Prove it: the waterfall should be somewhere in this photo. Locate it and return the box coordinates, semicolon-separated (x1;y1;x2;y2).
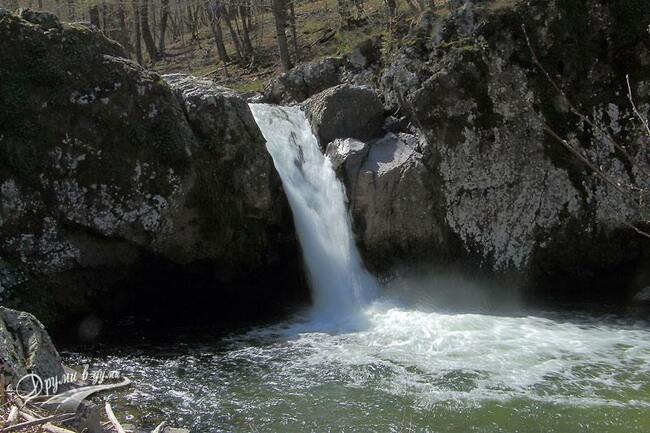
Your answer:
249;104;377;318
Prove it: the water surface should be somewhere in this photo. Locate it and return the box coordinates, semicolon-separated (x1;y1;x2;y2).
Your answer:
64;301;650;433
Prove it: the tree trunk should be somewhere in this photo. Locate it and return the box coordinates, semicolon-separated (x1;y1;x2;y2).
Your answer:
176;2;186;46
115;2;133;57
238;5;254;55
140;0;159;61
187;2;199;40
158;0;170;55
132;0;143;64
100;2;109;31
271;0;292;72
289;0;300;62
89;5;101;28
206;0;230;63
224;5;244;63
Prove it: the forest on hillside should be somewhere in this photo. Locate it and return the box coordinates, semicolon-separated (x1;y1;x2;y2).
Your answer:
0;0;448;90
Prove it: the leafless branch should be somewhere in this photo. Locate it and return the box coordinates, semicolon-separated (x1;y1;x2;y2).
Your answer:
543;125;650;239
522;24;637;166
626;74;650;138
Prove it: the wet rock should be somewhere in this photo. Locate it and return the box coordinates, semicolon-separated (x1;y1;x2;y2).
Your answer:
0;307;64;384
304;84;385;148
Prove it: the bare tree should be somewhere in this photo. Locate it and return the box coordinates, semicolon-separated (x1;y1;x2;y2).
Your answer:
158;0;170;55
206;0;230;63
132;0;143;63
140;0;158;61
288;0;300;62
224;3;245;63
271;0;292;72
88;3;100;27
238;2;254;55
114;1;133;56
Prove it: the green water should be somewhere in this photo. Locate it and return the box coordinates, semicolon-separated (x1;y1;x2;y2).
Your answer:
63;300;650;433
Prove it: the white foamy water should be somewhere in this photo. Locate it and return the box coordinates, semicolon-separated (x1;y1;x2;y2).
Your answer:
249;104;377;318
67;303;650;432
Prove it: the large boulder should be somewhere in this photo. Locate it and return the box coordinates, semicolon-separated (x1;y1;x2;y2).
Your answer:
0;307;64;385
327;133;447;268
339;0;650;298
0;10;300;328
263;57;345;104
304;84;385;147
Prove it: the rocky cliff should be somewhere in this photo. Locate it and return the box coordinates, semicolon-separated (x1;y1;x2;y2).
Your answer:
0;9;303;329
287;0;650;299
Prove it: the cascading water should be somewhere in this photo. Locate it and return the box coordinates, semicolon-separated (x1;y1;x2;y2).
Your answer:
249;104;377;318
63;105;650;433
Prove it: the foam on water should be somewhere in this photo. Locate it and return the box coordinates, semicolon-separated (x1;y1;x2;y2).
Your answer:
66;302;650;432
64;104;648;431
234;300;650;408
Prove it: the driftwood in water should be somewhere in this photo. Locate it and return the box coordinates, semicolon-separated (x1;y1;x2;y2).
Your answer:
152;421;167;433
105;403;127;433
3;412;75;433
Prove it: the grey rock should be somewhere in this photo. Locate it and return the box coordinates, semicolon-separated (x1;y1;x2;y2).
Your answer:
326;138;369;189
18;8;62;30
0;307;64;384
304;84;385;148
634;287;650;302
328;133;445;268
369;0;650;294
0;12;297;327
263;57;344;104
346;37;381;70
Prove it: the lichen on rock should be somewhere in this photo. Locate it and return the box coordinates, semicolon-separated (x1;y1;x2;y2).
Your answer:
0;10;300;327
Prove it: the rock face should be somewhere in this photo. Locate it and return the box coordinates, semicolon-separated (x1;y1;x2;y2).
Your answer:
316;0;650;298
327;134;447;267
0;10;301;328
304;84;385;147
0;307;64;385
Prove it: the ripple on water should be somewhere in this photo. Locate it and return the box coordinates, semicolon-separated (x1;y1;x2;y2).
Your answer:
64;301;650;433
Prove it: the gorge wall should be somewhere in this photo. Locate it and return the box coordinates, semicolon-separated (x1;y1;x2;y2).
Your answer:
277;0;650;300
0;9;304;330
